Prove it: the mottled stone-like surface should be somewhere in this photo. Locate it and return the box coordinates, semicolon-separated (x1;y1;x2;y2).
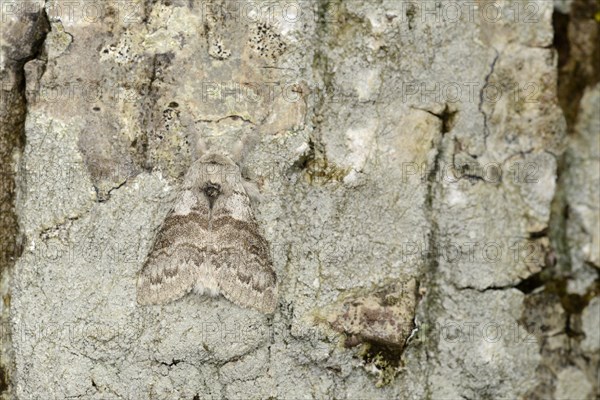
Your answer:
1;1;597;399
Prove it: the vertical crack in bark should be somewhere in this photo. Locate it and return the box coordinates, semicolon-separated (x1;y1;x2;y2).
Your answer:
420;120;446;399
424;104;451;279
479;50;499;144
307;0;336;169
0;4;50;398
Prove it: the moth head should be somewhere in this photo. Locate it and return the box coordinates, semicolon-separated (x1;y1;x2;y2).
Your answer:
183;153;241;202
202;182;221;199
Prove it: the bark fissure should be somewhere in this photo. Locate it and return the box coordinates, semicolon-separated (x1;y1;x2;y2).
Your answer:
0;4;50;398
479;50;499;143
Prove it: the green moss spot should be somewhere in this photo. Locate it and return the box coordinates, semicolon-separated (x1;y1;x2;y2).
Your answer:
359;340;405;387
292;139;349;184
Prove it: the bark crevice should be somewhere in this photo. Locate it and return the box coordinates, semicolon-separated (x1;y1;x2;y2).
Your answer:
0;5;50;398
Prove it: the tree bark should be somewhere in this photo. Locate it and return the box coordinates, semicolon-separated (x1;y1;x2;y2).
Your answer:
0;0;597;398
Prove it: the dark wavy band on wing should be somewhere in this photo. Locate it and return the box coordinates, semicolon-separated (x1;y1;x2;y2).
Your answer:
137;234;209;305
151;212;212;251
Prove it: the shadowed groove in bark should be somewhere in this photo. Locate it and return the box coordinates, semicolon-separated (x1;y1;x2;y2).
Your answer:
545;0;599;315
554;2;600;131
520;1;600;398
0;5;50;398
419;107;448;399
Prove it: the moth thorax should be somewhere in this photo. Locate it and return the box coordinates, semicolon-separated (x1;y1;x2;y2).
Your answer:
203;182;221;201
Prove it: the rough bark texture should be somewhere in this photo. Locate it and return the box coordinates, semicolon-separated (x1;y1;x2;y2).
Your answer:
0;0;598;399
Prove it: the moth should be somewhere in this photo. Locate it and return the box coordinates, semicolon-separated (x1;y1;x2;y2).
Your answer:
137;153;278;314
